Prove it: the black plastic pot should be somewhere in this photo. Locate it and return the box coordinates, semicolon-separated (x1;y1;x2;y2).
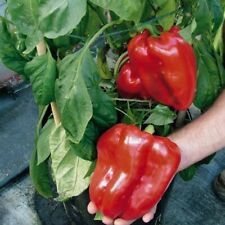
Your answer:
64;183;174;225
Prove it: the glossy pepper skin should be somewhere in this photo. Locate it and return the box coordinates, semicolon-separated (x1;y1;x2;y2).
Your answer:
89;124;181;220
116;27;196;110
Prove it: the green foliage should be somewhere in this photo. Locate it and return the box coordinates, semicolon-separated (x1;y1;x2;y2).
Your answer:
144;105;177;126
49;124;91;200
29;107;53;198
55;50;93;144
82;50;117;129
156;0;177;31
193;39;225;111
194;0;224;37
179;165;197;181
37;119;55;165
97;49;112;79
7;0;87;52
89;0;146;23
84;3;104;36
39;0;87;39
70;121;99;161
0;17;28;77
25;50;57;105
30;147;53;198
194;0;211;36
84;161;96;178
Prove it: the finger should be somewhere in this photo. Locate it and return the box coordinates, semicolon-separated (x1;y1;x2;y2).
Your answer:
87;202;97;214
142;206;157;223
114;218;135;225
102;216;113;225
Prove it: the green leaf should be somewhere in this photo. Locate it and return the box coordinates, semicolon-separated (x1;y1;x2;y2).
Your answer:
24;29;43;54
39;0;87;39
154;0;168;7
196;153;216;166
214;50;225;88
25;50;57;105
179;24;193;44
82;50;117;129
206;0;224;34
0;17;28;76
84;4;104;36
193;0;224;37
29;106;53;198
144;105;177;126
90;87;117;129
179;165;197;181
7;0;41;53
37;119;55;165
7;0;87;51
30;147;53;198
55;50;93;144
179;0;197;27
84;161;96;178
10;29;26;53
194;0;211;36
7;0;39;35
157;0;177;31
193;39;224;110
121;107;137;125
97;49;112;79
70;121;99;161
53;35;71;48
49;124;91;200
89;0;146;22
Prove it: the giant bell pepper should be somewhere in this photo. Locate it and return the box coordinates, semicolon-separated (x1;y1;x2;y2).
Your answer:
89;124;181;220
116;27;196;110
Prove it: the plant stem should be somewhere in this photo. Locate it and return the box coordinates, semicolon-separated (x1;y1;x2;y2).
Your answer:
112;97;152;103
84;19;123;51
115;107;136;123
114;51;128;78
36;41;47;55
36;41;61;125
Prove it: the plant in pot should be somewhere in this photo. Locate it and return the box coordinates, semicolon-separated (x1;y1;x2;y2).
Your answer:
0;0;225;224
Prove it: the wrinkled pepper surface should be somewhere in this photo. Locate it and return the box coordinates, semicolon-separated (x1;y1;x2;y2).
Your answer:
89;124;181;220
117;27;196;110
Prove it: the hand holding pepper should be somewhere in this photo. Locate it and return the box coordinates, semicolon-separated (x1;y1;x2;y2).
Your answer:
88;202;157;225
89;124;181;222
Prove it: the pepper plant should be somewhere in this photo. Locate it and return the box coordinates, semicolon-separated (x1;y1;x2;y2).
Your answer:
0;0;225;206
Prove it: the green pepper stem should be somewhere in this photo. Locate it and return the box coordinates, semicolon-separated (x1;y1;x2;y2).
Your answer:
112;97;152;104
144;124;155;134
114;51;129;78
84;20;123;52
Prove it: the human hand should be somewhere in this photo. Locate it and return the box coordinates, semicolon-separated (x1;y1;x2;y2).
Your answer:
87;201;157;225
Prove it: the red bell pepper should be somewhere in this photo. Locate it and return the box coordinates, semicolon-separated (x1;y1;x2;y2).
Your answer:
116;27;196;110
89;124;181;220
116;61;148;99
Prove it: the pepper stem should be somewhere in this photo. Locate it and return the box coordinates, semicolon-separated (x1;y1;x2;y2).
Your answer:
144;124;155;134
114;51;129;78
